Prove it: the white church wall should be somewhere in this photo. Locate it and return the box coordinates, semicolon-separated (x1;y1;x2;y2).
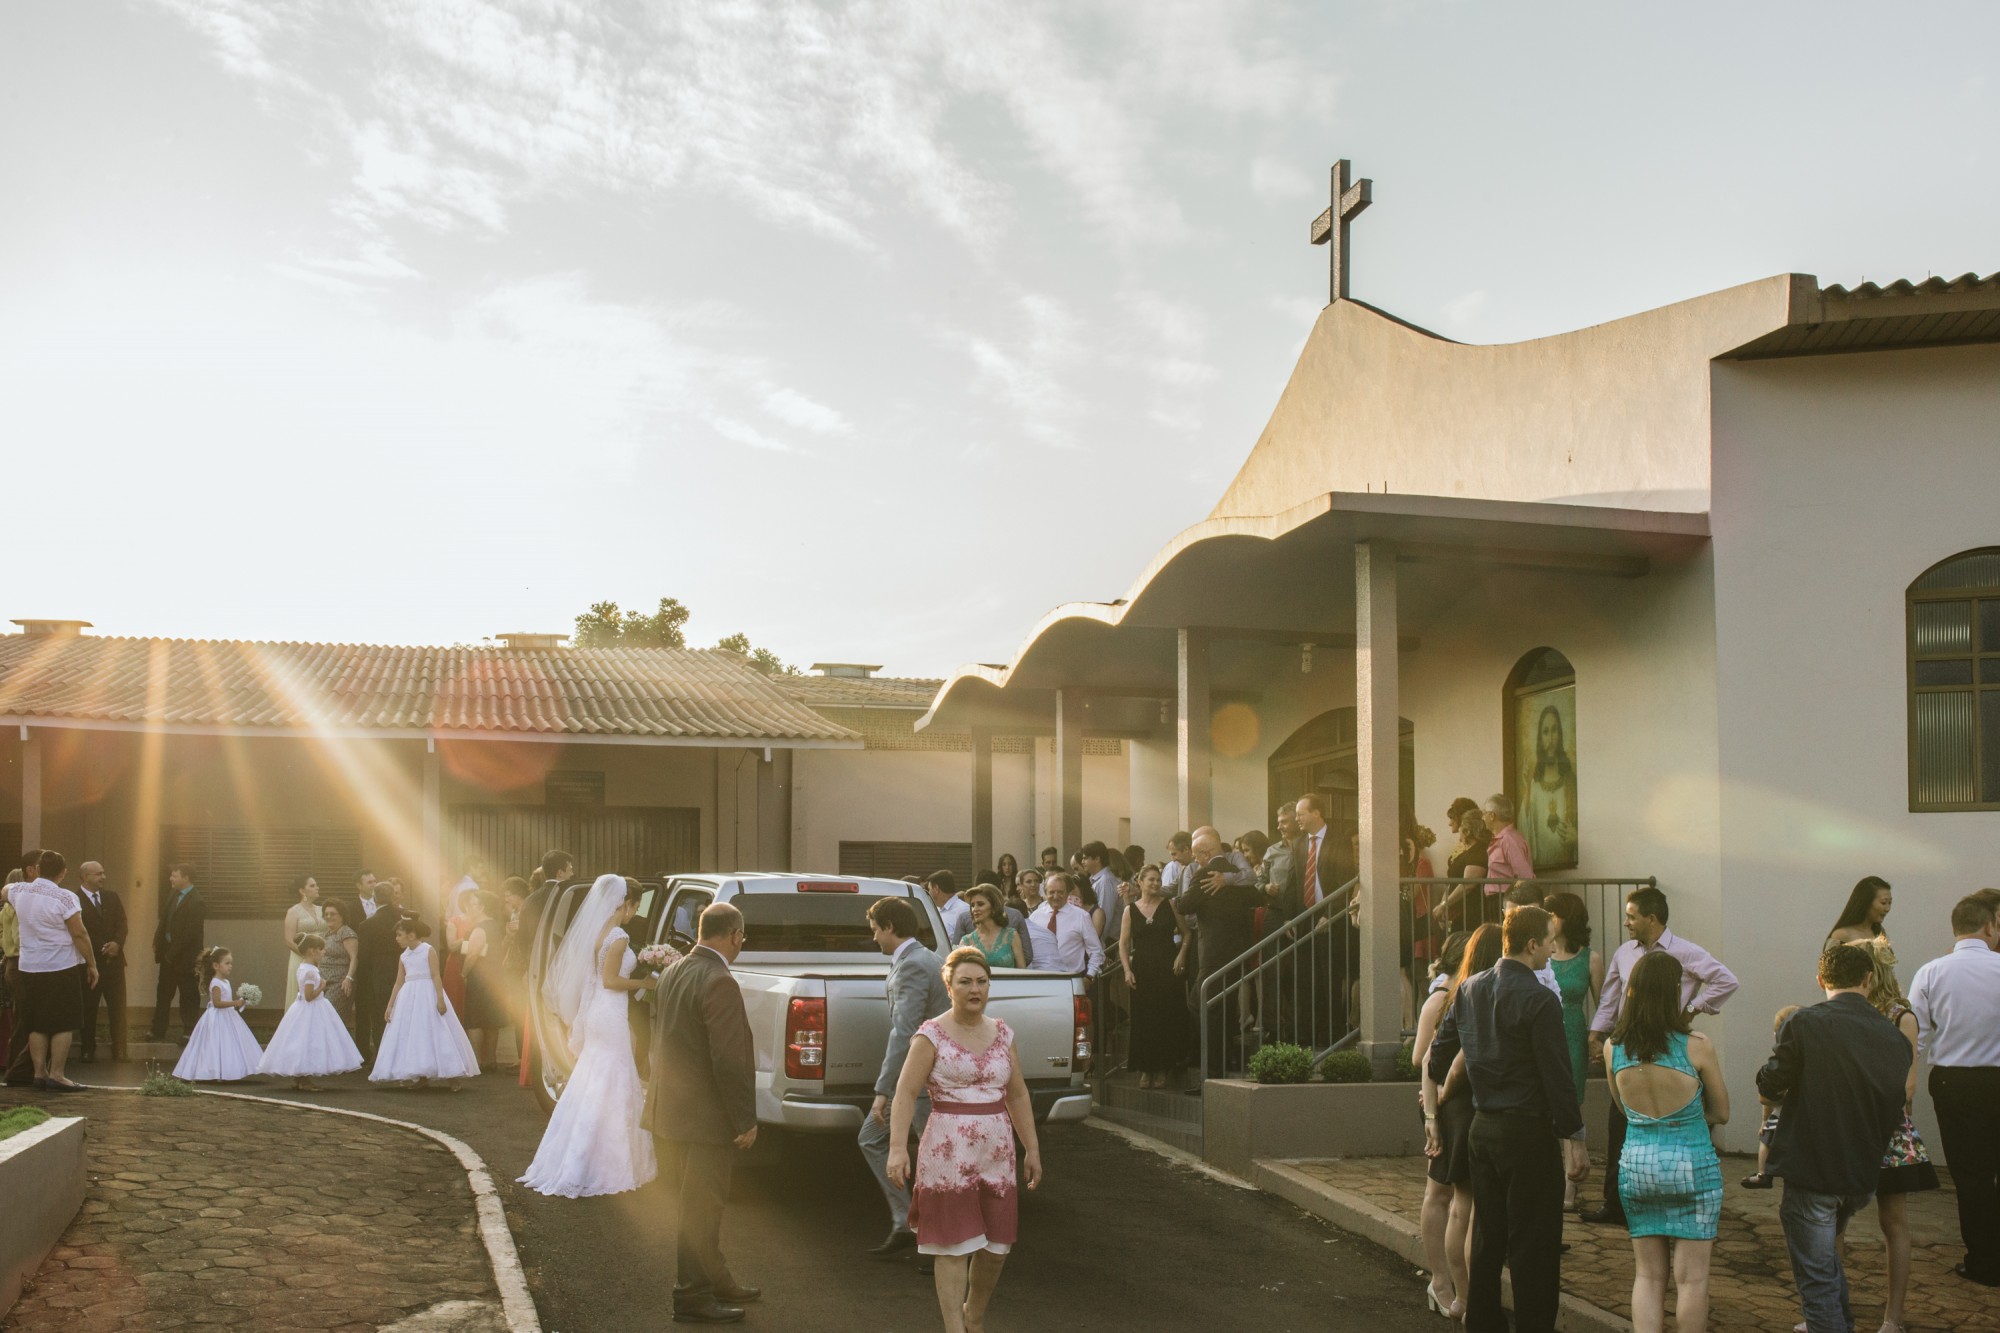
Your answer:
1711;342;2000;1159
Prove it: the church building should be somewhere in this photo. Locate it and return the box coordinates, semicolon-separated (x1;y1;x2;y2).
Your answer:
917;164;2000;1152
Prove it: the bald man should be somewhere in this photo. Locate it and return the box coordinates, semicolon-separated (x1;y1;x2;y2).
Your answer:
76;862;128;1063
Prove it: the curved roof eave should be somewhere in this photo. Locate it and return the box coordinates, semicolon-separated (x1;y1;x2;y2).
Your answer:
915;495;1337;732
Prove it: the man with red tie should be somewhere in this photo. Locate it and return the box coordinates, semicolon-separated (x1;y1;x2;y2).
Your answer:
1279;795;1355;1047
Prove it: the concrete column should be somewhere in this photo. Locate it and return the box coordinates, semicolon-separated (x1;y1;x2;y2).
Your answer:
970;727;994;875
421;741;442;915
1054;691;1084;857
1354;540;1403;1075
20;728;42;851
1176;628;1212;832
758;748;792;872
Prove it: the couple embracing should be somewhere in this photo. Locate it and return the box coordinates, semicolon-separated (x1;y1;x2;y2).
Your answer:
518;875;761;1325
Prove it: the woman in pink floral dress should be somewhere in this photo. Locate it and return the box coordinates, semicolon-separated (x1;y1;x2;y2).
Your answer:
888;946;1045;1333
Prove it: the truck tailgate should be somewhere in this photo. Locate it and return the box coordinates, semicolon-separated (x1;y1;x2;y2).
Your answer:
985;972;1080;1082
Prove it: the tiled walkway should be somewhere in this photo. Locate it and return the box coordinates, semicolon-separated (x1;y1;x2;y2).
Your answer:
3;1087;502;1332
1288;1154;1988;1331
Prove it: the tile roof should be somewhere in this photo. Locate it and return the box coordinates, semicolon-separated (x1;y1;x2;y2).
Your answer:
779;674;944;709
0;636;861;744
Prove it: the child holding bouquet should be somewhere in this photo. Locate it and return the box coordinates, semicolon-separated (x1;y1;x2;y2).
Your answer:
173;946;264;1082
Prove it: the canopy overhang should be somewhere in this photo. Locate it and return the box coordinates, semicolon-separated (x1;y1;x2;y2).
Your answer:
918;492;1710;732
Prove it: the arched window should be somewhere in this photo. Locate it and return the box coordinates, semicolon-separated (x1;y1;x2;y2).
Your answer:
1908;548;2000;811
1506;648;1577;871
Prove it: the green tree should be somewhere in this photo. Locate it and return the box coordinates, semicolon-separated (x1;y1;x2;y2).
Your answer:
573;597;689;648
714;631;798;676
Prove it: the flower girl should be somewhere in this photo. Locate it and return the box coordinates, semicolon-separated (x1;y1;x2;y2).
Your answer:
173;946;264;1082
257;935;364;1090
369;918;480;1089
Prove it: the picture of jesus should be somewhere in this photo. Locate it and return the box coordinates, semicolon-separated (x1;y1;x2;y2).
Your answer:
1517;690;1578;871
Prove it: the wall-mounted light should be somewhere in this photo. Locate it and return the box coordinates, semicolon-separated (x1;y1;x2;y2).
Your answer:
1300;643;1314;674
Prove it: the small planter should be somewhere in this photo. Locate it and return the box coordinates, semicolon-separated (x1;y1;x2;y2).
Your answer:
0;1116;86;1316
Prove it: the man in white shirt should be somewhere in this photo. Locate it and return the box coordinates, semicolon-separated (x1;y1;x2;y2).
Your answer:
1908;892;2000;1286
1159;832;1195;897
1026;874;1104;975
924;871;971;947
8;850;98;1091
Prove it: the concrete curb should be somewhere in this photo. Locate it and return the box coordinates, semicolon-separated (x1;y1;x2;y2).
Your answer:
1253;1161;1633;1333
1080;1116;1258;1191
95;1085;540;1333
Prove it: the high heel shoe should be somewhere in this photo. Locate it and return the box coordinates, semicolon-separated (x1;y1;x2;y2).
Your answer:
1425;1283;1460;1318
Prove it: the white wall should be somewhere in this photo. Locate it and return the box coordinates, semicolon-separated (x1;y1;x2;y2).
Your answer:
1712;343;2000;1159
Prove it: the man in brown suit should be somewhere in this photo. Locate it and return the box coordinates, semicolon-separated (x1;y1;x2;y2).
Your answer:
644;902;760;1325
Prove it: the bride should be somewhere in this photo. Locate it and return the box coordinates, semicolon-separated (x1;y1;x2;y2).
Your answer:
520;874;660;1198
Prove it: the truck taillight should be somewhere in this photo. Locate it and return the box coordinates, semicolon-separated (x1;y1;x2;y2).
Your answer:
1073;994;1092;1071
786;996;826;1080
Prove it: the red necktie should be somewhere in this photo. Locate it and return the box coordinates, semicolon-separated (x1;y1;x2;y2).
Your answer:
1303;834;1319;907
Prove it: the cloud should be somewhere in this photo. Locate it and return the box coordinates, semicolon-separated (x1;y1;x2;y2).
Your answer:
944;291;1083;445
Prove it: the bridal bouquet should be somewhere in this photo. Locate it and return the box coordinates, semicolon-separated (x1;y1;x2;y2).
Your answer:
236;984;264;1007
634;943;684;980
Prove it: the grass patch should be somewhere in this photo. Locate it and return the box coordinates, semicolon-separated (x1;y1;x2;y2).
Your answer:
0;1106;51;1143
140;1070;196;1098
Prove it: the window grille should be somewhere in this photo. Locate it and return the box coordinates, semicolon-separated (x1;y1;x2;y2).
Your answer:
160;825;363;917
1908;548;2000;811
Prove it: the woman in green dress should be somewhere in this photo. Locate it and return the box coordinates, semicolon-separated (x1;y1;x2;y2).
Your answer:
1609;952;1729;1333
960;885;1026;968
1545;892;1602;1209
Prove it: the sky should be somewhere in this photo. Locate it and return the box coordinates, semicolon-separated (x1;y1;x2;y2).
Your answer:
3;1;1996;677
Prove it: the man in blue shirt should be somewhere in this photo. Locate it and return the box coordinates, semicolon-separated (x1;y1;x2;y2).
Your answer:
1427;905;1587;1333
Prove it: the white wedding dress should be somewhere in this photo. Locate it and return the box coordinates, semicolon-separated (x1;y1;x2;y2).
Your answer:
519;926;659;1198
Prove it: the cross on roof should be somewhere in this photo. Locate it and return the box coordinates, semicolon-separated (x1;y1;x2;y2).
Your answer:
1309;159;1372;304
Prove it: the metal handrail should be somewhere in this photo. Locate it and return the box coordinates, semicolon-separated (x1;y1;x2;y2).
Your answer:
1197;877;1360;1080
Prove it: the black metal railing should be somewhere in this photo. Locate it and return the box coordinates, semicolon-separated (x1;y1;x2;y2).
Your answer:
1197;878;1362;1081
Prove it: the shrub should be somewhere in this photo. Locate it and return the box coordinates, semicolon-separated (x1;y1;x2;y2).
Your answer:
0;1106;50;1143
1318;1050;1374;1084
1392;1040;1420;1082
140;1070;195;1098
1248;1042;1313;1085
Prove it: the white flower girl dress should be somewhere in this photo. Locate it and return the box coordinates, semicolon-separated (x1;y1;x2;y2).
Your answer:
173;979;264;1082
258;962;363;1078
369;940;480;1083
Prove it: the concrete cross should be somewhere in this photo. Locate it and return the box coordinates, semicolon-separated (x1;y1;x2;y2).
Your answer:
1310;159;1372;304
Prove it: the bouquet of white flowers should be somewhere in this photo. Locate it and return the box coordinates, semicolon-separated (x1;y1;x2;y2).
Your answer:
236;984;264;1007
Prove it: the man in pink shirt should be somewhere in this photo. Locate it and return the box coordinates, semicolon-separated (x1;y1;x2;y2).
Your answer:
1482;794;1535;891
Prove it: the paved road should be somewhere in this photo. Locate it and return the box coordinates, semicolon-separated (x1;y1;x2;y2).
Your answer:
93;1064;1444;1332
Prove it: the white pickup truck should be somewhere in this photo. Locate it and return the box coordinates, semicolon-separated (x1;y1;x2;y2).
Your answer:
527;872;1095;1132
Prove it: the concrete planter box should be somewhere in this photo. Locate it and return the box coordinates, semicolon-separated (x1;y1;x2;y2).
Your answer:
1203;1079;1425;1176
0;1117;87;1316
1203;1078;1613;1177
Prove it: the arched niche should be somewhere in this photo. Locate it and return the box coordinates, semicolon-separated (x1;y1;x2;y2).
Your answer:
1505;647;1578;871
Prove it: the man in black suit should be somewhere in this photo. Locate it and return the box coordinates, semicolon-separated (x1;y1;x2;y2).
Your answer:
1179;833;1263;1076
643;901;759;1325
149;863;205;1042
353;878;410;1061
76;861;128;1063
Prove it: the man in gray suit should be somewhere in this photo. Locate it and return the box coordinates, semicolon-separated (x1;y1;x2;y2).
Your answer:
859;895;950;1258
644;902;761;1325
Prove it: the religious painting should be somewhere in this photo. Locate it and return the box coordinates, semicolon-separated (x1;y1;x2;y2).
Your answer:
1509;648;1578;871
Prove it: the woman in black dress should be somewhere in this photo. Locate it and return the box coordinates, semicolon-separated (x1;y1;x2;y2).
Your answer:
1119;864;1190;1088
458;890;507;1071
1419;923;1503;1319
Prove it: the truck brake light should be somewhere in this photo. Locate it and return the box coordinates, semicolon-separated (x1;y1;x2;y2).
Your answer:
786;996;827;1079
1073;994;1092;1071
797;881;861;893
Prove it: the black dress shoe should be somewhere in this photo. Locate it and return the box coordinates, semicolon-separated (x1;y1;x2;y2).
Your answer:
1579;1205;1627;1226
671;1302;745;1324
1956;1262;2000;1287
915;1256;934;1276
715;1284;761;1304
869;1228;917;1257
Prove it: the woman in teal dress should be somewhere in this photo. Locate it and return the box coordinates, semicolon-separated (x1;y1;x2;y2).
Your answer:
960;886;1027;968
1609;952;1729;1333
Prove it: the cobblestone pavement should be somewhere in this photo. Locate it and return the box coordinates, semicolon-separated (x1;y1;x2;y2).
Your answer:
0;1085;501;1332
1294;1154;1982;1331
